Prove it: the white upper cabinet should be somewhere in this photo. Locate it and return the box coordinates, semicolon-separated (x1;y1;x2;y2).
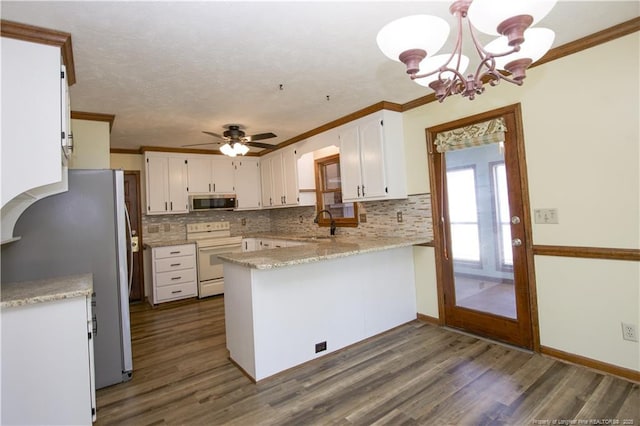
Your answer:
212;157;235;193
186;155;235;194
260;147;299;208
1;26;75;243
145;152;189;215
339;110;407;202
1;37;65;207
233;158;261;210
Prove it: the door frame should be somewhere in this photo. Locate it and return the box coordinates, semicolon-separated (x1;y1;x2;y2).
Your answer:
124;170;145;302
426;103;540;351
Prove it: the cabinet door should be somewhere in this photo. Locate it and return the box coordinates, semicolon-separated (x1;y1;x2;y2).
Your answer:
271;154;285;205
358;118;386;199
282;149;299;206
187;156;212;193
234;158;261;210
260;156;274;207
1;297;94;425
212;157;235;193
1;38;63;207
168;157;188;213
338;125;362;201
146;156;169;214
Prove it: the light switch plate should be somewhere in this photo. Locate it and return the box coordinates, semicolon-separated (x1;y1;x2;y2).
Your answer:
534;208;559;224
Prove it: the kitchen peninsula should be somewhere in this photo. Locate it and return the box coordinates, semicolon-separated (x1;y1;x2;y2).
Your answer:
218;236;427;381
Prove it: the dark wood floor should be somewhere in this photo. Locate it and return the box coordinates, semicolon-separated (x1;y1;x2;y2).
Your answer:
95;296;639;425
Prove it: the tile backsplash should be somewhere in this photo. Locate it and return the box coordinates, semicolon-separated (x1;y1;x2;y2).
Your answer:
141;193;433;244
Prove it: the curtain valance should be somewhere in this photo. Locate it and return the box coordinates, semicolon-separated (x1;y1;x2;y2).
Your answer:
434;117;506;153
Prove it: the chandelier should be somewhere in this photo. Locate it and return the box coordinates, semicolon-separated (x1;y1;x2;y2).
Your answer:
376;0;556;102
219;142;250;157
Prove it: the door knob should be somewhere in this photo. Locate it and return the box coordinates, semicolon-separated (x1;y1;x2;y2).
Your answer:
511;216;521;224
512;238;522;247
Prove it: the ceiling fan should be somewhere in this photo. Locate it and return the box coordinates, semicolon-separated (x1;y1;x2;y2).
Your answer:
183;125;278;155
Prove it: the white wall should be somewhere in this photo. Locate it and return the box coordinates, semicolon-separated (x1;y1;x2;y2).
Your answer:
404;33;639;370
69;119;110;169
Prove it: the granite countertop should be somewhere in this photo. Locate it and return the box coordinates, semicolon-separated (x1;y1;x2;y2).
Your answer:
144;239;195;249
1;273;93;309
218;236;429;270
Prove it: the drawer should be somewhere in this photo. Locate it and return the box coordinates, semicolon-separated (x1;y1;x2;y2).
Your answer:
154;244;195;259
155;255;196;273
156;281;197;302
156;268;196;287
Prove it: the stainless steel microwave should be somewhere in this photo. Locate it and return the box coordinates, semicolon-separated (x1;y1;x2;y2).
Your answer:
189;194;236;211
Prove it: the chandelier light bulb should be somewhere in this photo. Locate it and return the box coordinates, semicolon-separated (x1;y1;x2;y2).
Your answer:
376;15;450;74
468;0;557;37
485;27;555;73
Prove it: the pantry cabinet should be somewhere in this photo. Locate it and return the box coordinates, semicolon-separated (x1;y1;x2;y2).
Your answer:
261;147;298;208
338;110;407;202
145;152;189;214
186;155;234;194
233;158;262;210
144;243;197;304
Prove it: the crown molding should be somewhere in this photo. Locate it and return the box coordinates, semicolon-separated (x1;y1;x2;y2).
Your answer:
71;111;116;132
1;19;76;85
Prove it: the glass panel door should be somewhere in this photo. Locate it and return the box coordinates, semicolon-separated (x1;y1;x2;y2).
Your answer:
445;144;516;319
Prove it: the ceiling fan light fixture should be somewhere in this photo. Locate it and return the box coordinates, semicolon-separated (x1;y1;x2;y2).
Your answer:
220;143;236;157
233;142;250;156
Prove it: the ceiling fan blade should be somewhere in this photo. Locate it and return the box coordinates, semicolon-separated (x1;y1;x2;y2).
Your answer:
246;141;277;149
202;131;225;139
247;132;277;141
182;141;221;147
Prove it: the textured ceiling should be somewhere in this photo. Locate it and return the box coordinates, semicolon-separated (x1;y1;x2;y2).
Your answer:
2;1;638;153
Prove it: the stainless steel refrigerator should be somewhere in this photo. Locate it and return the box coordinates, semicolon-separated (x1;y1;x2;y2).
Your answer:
1;169;133;389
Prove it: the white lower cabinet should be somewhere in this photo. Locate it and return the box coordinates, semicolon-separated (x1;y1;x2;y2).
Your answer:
1;295;96;425
145;243;197;304
242;238;259;252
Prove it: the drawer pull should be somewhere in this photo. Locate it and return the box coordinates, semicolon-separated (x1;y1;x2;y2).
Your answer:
171;276;182;280
171;290;182;294
170;263;181;267
170;251;181;254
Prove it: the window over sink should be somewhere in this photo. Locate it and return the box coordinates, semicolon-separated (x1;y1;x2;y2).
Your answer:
314;154;358;227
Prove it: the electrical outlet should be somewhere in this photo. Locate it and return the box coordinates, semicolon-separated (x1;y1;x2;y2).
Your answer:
299;215;304;224
241;218;247;226
397;211;403;223
163;223;171;232
315;341;327;353
534;208;559;224
621;322;638;342
359;213;367;223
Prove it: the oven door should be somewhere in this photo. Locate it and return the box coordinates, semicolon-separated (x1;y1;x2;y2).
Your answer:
197;244;242;286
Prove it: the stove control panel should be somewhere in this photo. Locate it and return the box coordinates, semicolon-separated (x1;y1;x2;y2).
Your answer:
186;221;230;233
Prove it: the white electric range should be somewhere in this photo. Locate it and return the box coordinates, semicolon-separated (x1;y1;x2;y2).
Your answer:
186;221;243;298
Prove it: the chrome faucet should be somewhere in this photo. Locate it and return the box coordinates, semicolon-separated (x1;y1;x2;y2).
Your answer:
314;209;336;236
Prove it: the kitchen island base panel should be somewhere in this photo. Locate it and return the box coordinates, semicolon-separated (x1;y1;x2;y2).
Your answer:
224;246;417;381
